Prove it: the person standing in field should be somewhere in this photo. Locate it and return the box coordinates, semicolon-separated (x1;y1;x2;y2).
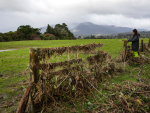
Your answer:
127;29;140;57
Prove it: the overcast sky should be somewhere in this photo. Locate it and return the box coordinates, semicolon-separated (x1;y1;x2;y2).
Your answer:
0;0;150;32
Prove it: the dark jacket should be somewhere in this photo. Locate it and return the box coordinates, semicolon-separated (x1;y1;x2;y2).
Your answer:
128;34;140;51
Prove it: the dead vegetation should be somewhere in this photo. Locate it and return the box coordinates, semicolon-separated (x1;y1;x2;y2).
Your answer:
100;79;150;112
28;43;124;112
125;46;150;65
16;40;150;113
120;40;150;65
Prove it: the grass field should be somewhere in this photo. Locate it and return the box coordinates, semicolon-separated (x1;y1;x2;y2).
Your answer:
0;39;150;112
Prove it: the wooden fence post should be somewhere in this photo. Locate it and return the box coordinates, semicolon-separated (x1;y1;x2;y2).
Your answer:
68;48;70;60
148;39;150;48
30;48;40;83
140;40;144;52
29;48;40;113
76;49;79;59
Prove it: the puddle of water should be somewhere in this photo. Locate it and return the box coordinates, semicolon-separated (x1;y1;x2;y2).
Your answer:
0;49;16;52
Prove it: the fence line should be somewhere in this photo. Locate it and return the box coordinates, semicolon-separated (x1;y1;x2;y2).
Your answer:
122;39;150;62
29;43;106;112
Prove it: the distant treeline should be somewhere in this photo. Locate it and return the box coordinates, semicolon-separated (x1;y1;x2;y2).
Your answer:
0;23;75;42
104;31;150;39
77;31;150;39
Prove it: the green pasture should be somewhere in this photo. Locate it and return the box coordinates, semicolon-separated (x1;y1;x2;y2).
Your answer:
0;39;149;76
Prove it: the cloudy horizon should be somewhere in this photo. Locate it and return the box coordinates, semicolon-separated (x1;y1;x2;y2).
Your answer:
1;0;150;33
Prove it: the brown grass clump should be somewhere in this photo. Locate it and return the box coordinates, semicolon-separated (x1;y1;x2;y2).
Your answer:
120;45;150;65
101;80;150;113
29;46;124;112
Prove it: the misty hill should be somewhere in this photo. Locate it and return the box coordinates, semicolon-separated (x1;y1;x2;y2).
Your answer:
71;22;148;37
40;22;148;37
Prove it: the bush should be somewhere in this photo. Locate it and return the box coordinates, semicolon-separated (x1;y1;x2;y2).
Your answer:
0;36;4;42
40;35;45;40
43;33;56;40
44;35;54;40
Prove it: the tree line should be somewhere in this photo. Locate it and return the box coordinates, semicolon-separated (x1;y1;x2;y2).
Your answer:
42;23;75;40
77;31;150;39
0;23;75;42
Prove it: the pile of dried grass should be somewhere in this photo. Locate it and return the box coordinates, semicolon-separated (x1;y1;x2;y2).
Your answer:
101;80;150;113
38;43;103;61
30;50;123;112
121;46;150;65
139;43;150;54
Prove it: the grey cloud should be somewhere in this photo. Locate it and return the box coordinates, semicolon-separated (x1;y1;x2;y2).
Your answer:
1;0;150;18
0;0;150;32
64;0;150;18
0;0;53;14
0;0;32;12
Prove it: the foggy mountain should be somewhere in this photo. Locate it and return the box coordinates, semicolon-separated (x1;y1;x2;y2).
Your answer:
71;22;148;37
40;22;148;37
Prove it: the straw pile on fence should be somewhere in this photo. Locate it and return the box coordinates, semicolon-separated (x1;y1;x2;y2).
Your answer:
121;40;150;65
29;43;122;112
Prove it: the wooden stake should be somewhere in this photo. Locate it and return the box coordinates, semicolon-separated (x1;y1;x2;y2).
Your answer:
140;40;144;52
68;47;70;60
148;39;150;48
76;49;79;59
29;48;40;113
29;48;40;83
16;86;30;113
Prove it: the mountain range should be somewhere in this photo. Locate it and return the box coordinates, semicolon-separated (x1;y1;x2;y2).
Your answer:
40;22;148;37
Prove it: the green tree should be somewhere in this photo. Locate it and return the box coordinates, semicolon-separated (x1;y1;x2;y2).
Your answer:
17;25;41;40
45;24;54;34
53;23;74;40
